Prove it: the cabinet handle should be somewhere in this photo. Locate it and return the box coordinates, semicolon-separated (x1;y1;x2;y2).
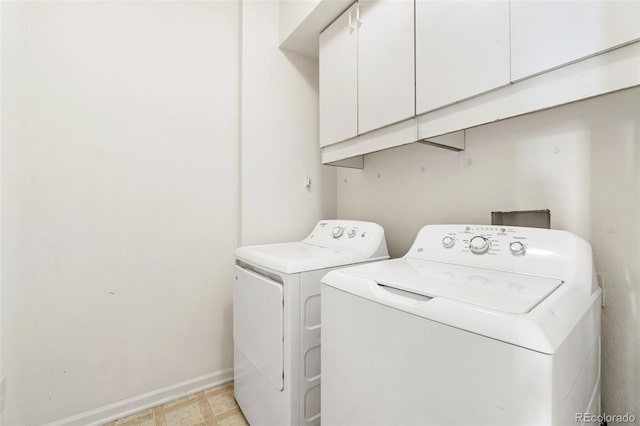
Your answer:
348;10;355;31
356;3;362;26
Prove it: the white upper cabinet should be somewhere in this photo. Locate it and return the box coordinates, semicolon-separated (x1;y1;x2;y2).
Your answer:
357;0;415;134
511;0;640;81
319;3;359;147
318;0;640;164
415;0;510;114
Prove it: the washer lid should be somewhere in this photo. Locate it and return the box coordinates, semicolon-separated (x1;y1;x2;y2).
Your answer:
235;242;378;274
344;258;562;314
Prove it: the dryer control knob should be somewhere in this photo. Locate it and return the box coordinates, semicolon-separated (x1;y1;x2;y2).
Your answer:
347;228;357;238
509;241;526;256
332;226;345;238
469;236;490;255
442;236;455;248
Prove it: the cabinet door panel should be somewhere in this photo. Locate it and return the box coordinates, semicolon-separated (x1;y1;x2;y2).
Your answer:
319;4;359;147
358;0;415;134
416;0;510;114
511;0;640;81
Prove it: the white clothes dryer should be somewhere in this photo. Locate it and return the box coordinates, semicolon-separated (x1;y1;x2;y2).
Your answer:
233;220;388;426
321;224;601;426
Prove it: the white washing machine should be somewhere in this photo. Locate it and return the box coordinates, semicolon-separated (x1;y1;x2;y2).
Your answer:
233;220;388;426
321;224;601;426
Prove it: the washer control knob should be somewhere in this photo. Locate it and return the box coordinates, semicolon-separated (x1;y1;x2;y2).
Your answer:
469;236;490;255
347;228;357;238
332;226;344;239
509;241;526;256
442;236;455;249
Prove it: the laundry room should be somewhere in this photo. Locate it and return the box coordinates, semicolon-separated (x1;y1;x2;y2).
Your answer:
0;1;638;425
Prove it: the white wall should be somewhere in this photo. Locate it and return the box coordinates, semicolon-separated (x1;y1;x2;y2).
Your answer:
1;0;336;423
337;87;640;417
2;1;240;424
1;1;29;424
241;0;336;245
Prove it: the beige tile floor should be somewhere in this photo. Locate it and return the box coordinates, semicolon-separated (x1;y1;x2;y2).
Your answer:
104;382;248;426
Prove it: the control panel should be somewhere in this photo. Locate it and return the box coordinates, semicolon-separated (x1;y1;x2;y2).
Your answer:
405;224;593;285
437;225;529;257
302;220;389;259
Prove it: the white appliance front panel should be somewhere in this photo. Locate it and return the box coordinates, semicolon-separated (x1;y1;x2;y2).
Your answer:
344;258;562;314
234;348;287;426
321;285;554;426
234;265;284;391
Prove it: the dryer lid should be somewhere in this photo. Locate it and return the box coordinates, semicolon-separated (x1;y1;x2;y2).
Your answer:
343;258;562;314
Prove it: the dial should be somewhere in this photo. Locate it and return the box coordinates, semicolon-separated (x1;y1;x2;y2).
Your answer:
509;241;526;256
469;236;490;255
332;226;344;239
442;236;455;248
347;228;357;238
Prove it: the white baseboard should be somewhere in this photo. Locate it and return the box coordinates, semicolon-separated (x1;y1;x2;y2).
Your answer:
43;368;234;426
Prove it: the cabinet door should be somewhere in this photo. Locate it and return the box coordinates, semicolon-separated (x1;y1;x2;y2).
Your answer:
511;0;640;81
319;3;359;147
416;0;510;114
357;0;415;135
